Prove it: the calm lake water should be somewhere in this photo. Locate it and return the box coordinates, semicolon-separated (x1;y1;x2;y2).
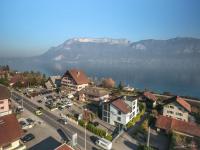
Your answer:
2;59;199;99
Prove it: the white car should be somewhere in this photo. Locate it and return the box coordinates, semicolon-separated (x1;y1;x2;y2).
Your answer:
66;101;73;106
95;138;112;150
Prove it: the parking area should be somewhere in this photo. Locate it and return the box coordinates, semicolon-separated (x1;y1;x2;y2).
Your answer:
12;100;62;149
25;90;118;137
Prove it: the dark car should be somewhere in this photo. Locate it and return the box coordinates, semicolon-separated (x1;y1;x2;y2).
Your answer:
37;100;42;103
26;118;35;125
37;107;43;111
21;133;35;143
58;106;64;111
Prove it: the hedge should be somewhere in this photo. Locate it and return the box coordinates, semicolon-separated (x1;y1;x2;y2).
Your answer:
126;109;145;128
105;134;113;141
78;120;113;141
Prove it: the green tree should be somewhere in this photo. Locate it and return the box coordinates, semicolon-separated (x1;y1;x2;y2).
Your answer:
118;81;123;90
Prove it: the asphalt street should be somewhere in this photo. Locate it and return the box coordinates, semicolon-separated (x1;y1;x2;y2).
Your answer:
11;90;99;150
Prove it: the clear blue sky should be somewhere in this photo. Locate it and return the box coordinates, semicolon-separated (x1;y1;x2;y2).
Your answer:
0;0;200;57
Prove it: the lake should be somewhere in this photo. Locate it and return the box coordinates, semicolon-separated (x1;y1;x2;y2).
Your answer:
1;59;199;99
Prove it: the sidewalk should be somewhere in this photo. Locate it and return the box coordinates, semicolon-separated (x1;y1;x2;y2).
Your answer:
113;132;138;150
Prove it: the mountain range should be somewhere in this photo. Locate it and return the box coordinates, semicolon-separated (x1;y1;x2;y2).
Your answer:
0;37;200;98
0;37;200;73
38;37;200;63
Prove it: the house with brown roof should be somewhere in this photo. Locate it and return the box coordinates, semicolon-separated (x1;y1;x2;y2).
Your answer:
77;87;109;103
61;69;89;91
102;96;139;127
156;115;200;138
142;91;158;108
0;86;12;117
162;96;191;122
9;74;27;87
0;114;26;150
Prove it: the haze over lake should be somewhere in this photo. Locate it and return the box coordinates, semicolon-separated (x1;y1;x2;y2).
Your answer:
1;37;200;98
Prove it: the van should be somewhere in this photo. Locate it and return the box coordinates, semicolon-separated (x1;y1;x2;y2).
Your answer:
95;138;112;150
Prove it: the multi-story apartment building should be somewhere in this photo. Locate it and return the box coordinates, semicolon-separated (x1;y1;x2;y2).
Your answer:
0;86;12;117
61;69;89;91
102;96;139;127
163;96;191;122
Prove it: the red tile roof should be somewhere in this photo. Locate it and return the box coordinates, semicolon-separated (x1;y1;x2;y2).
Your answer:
55;143;74;150
143;91;157;102
0;114;23;146
64;69;89;85
164;96;191;112
156;115;200;137
111;98;131;114
10;74;25;84
176;96;191;112
0;85;10;100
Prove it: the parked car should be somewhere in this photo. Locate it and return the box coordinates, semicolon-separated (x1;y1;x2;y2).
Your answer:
37;100;42;103
37;107;44;111
26;118;35;125
16;106;24;113
19;121;27;129
59;118;68;125
21;133;35;143
58;106;64;111
35;110;43;116
95;138;112;150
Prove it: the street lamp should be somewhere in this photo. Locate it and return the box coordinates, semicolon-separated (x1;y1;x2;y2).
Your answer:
84;122;86;150
147;126;150;147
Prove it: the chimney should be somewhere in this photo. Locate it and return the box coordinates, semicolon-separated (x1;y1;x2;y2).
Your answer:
77;71;80;77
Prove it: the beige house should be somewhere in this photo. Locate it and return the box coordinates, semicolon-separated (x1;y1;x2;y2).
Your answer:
163;96;191;122
45;76;61;90
0;86;12;117
61;69;89;91
78;87;109;103
0;114;26;150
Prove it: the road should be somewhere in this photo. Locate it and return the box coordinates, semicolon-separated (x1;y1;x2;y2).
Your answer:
153;93;200;103
11;90;99;150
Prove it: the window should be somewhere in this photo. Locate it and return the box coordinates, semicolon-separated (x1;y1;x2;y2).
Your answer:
0;107;4;109
167;111;173;114
0;101;4;104
169;105;174;109
176;112;183;116
117;117;121;121
118;111;121;115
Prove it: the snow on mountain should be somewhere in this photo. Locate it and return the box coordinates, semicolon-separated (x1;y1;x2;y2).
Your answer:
53;55;65;61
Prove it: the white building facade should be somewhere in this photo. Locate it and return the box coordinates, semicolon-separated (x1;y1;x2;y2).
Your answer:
102;96;139;127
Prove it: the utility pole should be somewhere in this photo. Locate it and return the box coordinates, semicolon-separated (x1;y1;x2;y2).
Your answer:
85;123;86;150
21;96;23;109
147;126;150;148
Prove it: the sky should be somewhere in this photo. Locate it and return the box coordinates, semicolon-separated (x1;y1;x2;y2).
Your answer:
0;0;200;57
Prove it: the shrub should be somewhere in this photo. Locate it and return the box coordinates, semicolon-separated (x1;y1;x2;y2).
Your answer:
105;134;113;141
79;121;107;138
126;109;145;128
137;144;155;150
78;119;87;127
